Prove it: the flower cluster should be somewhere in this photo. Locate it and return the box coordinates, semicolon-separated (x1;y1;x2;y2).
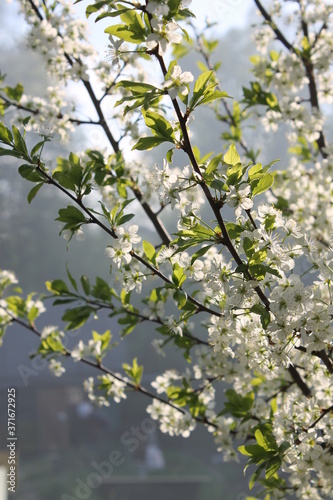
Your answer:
0;0;332;498
105;225;141;269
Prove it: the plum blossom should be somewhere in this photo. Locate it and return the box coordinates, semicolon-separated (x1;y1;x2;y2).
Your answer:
226;185;253;217
105;240;132;268
71;339;102;362
146;19;182;54
163;65;194;100
146;1;170;17
49;359;66;377
105;35;123;68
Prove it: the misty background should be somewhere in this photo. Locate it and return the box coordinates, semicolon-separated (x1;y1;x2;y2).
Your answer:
0;1;290;499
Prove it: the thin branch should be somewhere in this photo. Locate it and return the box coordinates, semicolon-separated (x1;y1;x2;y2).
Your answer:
8;312;217;428
0;94;100;126
151;45;270;311
253;0;327;158
27;0;172;246
305;404;333;432
297;1;327;156
288;364;311;397
253;0;296;53
312;22;328;47
189;22;250;156
295;346;333;374
35;164;223;319
54;294;210;346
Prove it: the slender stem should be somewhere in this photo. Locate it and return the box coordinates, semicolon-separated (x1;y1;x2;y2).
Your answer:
253;0;327;158
189;22;250;156
27;0;172;246
8;313;217;428
152;47;270;310
0;94;100;126
35;164;223;319
254;0;296;53
305;404;333;432
147;16;315;399
295;346;333;374
63;295;210;346
288;364;311;398
297;1;327;156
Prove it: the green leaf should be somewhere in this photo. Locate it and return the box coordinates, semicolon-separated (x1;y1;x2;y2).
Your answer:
248;163;263;181
226;222;243;240
166;148;174;163
255;429;277;452
265;458;281;479
45;279;70;295
0;122;13;144
27;305;40;323
66;266;78;292
142;110;175;140
92;329;112;353
224;143;240;166
4;83;24;102
249;463;266;490
12;125;28;155
123;358;143;385
190;245;213;264
190;70;214;107
31;140;46;157
226;162;243;185
173;289;187;308
132;136;170;151
38;335;66;356
57;206;86;224
120;9;145;32
172;263;186;287
18;164;43;182
105;19;145;43
199;90;230;105
80;275;90;295
22;115;31;126
62;306;95;330
52;171;77;191
238;444;266;458
250;304;271;329
249;263;280;281
205;153;223;175
252;173;274;196
263;159;279;172
142;240;156;262
85;1;110;17
27;182;43;204
0;147;22;158
117;213;135;226
189;71;229;110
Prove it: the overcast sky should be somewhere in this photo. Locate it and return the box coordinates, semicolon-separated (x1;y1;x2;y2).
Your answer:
1;0;255;49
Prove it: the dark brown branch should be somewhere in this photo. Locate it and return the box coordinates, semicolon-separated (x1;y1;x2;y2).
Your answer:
189;22;250;156
0;94;99;126
27;0;172;246
295;346;333;374
8;313;217;427
305;404;333;432
288;364;311;397
254;0;327;158
35;165;223;319
152;47;270;311
254;0;296;53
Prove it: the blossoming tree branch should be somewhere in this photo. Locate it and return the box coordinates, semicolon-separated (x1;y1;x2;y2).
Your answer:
0;0;332;497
